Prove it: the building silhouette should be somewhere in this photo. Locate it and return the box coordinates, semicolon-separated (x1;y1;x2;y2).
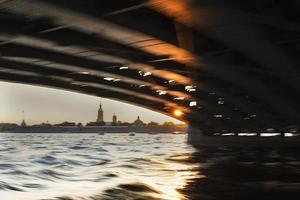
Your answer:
96;102;104;122
132;116;144;126
21;111;27;127
112;113;117;124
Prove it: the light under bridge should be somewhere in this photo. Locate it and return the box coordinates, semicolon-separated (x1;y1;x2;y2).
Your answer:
0;0;299;141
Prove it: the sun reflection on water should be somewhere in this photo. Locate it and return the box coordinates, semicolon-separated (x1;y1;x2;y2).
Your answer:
0;133;200;200
137;156;202;200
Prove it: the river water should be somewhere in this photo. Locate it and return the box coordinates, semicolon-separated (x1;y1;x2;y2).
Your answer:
0;133;299;200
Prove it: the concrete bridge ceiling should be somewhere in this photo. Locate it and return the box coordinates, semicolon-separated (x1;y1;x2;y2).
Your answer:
0;0;299;131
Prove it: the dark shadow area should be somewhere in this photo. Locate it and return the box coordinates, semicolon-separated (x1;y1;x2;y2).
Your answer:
180;147;300;200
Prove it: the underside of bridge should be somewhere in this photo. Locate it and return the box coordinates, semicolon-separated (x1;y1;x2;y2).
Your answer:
0;0;299;134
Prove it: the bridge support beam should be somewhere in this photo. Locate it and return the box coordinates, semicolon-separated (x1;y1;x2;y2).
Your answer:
187;125;203;148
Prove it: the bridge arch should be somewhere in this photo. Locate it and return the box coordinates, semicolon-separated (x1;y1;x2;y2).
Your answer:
0;0;299;134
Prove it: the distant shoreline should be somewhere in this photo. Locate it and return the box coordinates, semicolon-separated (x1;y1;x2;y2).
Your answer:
0;125;187;134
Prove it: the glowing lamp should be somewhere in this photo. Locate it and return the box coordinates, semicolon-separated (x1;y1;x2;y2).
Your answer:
173;109;183;117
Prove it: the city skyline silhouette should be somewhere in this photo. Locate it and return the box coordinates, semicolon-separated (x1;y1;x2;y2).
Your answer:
0;81;181;125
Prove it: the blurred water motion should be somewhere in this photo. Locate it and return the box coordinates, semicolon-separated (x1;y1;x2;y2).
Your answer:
0;133;200;200
0;133;299;200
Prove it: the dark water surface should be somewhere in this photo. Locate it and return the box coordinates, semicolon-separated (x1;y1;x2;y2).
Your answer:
0;133;299;200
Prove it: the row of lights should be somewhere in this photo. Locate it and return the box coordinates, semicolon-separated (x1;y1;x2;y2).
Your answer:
76;69;199;119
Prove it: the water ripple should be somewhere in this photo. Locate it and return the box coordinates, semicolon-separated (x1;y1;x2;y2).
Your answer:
0;133;196;200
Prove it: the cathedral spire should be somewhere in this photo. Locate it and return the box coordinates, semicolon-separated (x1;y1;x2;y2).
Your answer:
21;110;27;127
96;101;104;122
112;112;117;124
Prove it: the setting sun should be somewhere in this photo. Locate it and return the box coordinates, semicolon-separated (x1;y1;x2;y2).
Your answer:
173;109;183;117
